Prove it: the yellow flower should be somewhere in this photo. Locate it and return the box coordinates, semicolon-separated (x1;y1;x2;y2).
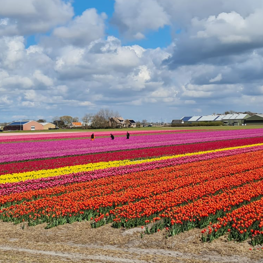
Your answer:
1;143;262;184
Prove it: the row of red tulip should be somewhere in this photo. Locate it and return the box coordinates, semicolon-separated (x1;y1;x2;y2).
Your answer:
110;160;263;228
201;196;263;246
160;177;263;237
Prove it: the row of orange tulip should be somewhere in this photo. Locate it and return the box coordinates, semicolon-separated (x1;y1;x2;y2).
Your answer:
0;148;259;207
201;196;263;246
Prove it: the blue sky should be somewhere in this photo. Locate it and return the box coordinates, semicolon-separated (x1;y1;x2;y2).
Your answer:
26;0;172;49
73;0;171;48
73;0;115;17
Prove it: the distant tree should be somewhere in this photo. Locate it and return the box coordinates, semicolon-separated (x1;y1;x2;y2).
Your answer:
124;119;130;127
72;117;79;122
52;119;65;128
37;119;46;123
60;116;73;127
224;110;236;114
82;114;93;129
142;119;148;127
136;121;141;128
52;116;59;127
243;111;256;116
91;109;119;129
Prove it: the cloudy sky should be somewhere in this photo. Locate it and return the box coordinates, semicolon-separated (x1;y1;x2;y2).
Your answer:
1;0;263;123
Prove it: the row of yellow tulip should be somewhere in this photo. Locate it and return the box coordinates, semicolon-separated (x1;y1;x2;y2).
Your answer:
1;142;263;185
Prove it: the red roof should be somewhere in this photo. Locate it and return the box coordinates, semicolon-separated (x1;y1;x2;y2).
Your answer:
72;122;82;126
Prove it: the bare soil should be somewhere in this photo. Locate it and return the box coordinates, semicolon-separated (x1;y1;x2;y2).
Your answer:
0;221;263;263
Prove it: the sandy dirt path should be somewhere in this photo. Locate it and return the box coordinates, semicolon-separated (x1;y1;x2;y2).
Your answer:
0;221;263;263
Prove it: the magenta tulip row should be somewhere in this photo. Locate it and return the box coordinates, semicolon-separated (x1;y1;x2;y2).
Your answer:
0;130;187;143
0;129;263;163
1;144;263;196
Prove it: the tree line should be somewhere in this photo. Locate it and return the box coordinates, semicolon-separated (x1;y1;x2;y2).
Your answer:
51;109;144;129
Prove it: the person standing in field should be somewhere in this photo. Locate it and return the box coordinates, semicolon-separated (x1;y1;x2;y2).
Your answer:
126;131;130;139
91;133;95;141
110;134;114;140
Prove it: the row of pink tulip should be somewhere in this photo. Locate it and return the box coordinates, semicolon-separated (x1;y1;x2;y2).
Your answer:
0;130;188;142
1;129;263;163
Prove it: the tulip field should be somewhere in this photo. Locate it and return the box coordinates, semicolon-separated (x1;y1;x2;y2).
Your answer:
1;128;263;247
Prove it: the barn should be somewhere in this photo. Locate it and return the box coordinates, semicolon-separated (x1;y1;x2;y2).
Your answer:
215;114;249;126
244;114;263;125
40;122;56;130
179;114;250;126
4;121;44;131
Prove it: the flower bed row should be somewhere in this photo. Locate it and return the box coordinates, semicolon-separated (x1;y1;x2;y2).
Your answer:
0;131;191;144
1;142;263;185
201;197;263;246
1;135;263;175
154;177;263;237
1;150;263;229
110;164;263;229
1;129;263;247
0;130;188;143
0;149;258;207
1;129;263;163
1;143;263;196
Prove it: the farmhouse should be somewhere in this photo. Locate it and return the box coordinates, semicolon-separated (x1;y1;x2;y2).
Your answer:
109;117;126;128
70;122;82;128
40;122;56;130
127;119;136;128
4;121;44;131
0;123;8;130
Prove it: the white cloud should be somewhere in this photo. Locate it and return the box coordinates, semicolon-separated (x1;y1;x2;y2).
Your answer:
209;74;222;83
1;74;34;89
193;10;263;44
133;32;145;40
184;100;196;104
0;96;13;105
33;70;53;87
151;87;173;98
0;0;73;36
113;0;263;39
1;1;263;121
0;36;25;69
113;0;170;39
0;18;9;26
22;101;35;107
53;9;106;46
79;101;94;106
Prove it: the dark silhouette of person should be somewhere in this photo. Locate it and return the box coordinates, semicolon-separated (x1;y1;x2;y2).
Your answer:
110;134;114;140
91;133;95;141
126;132;130;139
